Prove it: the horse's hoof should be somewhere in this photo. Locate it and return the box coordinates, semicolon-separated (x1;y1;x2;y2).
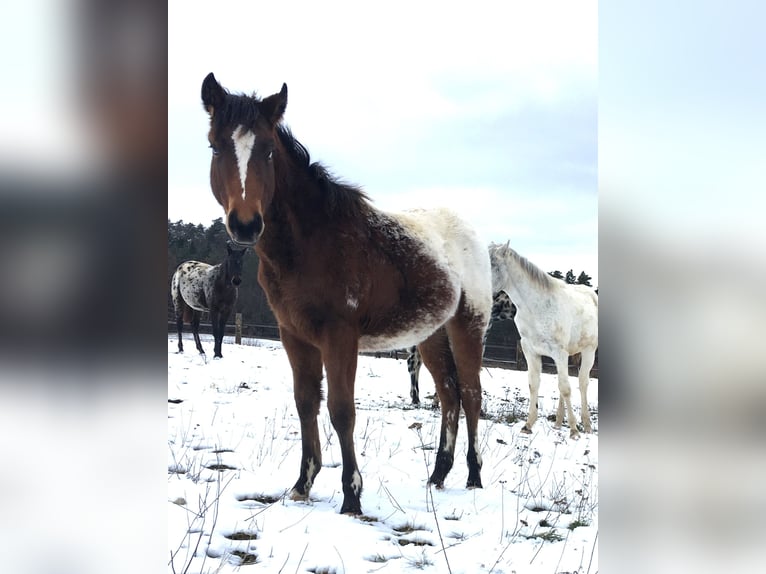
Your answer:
340;500;362;515
520;426;532;434
569;431;580;440
466;480;483;490
428;480;445;490
288;488;309;501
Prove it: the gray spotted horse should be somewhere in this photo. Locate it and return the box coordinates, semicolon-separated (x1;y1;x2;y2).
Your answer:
171;242;247;358
489;242;598;438
407;290;517;405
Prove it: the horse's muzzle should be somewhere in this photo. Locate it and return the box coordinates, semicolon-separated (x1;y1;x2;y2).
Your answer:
231;277;242;287
227;211;263;246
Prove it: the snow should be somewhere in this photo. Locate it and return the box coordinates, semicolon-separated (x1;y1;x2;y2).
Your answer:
168;335;598;573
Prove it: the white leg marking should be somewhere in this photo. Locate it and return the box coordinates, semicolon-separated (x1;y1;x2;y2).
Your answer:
232;125;255;199
474;436;482;466
306;458;316;491
445;409;457;453
351;470;362;496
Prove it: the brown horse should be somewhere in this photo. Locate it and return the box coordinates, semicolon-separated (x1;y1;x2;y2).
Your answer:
201;73;492;515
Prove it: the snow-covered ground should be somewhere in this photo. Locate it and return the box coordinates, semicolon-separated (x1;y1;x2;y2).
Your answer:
168;334;598;573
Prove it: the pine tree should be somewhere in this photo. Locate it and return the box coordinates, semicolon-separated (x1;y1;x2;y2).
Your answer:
576;271;592;286
549;270;564;280
565;270;576;284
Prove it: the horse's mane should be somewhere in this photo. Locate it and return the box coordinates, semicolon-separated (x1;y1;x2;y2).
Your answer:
209;91;261;132
490;242;554;291
275;125;371;219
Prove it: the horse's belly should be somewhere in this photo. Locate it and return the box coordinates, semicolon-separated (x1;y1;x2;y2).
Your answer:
359;322;440;352
358;290;460;352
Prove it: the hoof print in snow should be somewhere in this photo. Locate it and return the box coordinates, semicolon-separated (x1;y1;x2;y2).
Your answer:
206;463;237;471
230;550;258;565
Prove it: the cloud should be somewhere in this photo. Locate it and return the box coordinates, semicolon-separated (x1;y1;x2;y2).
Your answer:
168;0;598;281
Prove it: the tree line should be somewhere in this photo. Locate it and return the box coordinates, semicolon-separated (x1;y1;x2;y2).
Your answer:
549;269;593;287
167;219;596;343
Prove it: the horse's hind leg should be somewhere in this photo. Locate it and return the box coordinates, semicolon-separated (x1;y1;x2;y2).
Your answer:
521;338;542;434
419;328;460;489
553;352;579;439
281;329;324;504
175;309;184;353
406;346;421;405
577;349;596;433
445;306;486;489
191;311;205;354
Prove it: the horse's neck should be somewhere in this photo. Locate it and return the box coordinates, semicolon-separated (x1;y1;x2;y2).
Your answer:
210;263;226;285
499;257;550;306
258;162;314;264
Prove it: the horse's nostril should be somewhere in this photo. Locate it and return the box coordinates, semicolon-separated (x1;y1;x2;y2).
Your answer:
232;278;242;286
227;212;263;245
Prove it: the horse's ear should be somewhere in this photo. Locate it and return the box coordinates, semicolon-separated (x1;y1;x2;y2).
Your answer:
260;83;288;125
202;73;226;116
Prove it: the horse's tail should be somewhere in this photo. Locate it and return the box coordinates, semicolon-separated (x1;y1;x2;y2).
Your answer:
171;271;182;315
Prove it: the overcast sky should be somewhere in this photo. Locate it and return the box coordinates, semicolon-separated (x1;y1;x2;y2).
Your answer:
168;0;598;285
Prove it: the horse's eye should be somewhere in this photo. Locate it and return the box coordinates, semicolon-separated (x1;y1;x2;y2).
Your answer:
267;149;273;161
209;144;220;157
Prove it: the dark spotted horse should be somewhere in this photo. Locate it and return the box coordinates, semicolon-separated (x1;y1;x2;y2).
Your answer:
171;241;247;358
201;73;493;514
407;289;517;405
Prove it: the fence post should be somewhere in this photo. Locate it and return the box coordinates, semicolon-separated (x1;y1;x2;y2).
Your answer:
235;313;242;345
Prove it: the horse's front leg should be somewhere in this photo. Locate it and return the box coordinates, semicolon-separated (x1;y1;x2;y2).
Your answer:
521;339;541;434
210;310;221;358
281;329;324;502
211;310;225;358
553;353;579;439
321;329;362;514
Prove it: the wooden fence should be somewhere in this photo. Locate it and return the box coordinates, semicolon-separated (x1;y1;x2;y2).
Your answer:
169;313;598;378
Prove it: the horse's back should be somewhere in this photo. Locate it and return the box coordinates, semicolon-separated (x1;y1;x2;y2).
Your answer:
395;207;492;320
355;207;492;352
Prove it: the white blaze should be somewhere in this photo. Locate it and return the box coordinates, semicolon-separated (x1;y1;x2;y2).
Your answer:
232;125;256;200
